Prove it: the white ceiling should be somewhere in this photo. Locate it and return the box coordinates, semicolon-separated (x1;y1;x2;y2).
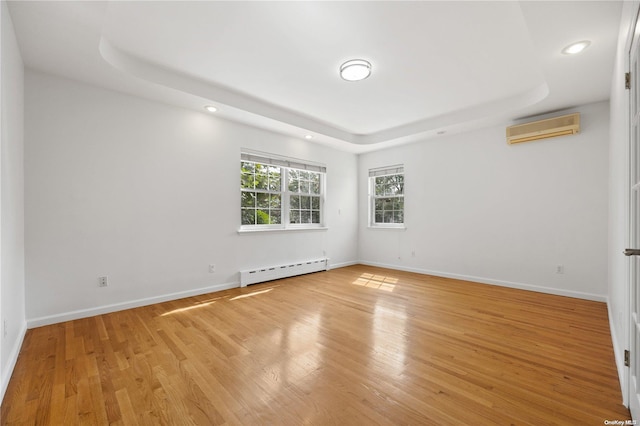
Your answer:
7;1;622;153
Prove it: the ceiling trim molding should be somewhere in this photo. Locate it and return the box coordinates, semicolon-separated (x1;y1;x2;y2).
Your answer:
100;37;550;147
358;82;550;145
98;37;356;143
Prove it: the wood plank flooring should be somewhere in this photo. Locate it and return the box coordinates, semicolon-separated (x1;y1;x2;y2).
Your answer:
1;265;631;425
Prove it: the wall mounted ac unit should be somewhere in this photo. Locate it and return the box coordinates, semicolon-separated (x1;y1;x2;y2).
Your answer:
506;113;580;145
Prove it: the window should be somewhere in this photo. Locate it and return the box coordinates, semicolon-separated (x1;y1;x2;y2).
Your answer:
369;165;404;227
288;169;322;224
241;151;325;230
240;161;282;225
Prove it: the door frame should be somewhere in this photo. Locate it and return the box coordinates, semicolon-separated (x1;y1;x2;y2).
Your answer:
627;2;640;412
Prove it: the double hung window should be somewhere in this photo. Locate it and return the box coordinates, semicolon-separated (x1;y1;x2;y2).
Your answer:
240;151;325;230
369;165;405;227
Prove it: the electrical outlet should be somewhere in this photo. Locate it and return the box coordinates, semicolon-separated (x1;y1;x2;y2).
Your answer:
98;276;108;287
556;265;565;274
209;264;216;273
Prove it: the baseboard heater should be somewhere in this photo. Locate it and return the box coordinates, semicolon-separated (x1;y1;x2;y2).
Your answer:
240;258;328;287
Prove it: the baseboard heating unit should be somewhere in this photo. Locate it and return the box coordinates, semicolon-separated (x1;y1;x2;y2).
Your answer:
240;258;328;287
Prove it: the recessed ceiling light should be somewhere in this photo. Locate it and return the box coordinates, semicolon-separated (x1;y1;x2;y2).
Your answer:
561;40;591;55
304;135;313;140
340;59;372;81
204;105;218;113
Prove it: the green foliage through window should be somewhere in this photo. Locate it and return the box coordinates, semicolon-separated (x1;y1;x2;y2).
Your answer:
240;158;324;227
371;172;404;225
288;170;321;224
241;161;282;225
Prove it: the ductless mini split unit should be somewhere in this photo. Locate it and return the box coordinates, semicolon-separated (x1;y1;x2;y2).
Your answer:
506;112;580;145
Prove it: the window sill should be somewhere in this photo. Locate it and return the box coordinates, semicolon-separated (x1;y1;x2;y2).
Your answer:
238;226;329;234
367;225;407;230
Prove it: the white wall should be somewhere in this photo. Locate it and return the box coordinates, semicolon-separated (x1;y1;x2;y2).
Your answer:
0;1;26;402
24;71;358;325
608;0;639;406
359;101;610;301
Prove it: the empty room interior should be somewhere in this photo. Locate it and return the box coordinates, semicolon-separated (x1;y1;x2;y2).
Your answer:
3;0;640;424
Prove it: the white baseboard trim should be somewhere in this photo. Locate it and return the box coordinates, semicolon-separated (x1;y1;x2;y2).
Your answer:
608;300;629;407
358;261;607;302
1;320;27;405
328;260;358;270
27;281;240;328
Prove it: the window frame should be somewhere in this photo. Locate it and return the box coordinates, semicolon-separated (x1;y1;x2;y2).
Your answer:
240;161;283;228
285;168;325;229
368;165;405;229
240;151;326;231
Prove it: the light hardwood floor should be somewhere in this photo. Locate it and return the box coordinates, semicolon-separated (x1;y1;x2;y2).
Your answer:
1;265;631;425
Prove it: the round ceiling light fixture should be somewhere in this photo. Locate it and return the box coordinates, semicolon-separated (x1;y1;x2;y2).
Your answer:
340;59;372;81
561;40;591;55
204;105;218;113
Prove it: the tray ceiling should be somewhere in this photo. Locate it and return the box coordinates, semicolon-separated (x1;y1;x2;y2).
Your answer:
7;1;621;152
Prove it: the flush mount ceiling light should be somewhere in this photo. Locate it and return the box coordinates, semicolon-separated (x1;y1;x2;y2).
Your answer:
340;59;372;81
561;40;591;55
304;135;313;140
204;105;218;112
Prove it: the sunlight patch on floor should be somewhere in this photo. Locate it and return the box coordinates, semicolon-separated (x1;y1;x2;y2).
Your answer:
230;287;275;301
161;300;217;316
352;273;397;292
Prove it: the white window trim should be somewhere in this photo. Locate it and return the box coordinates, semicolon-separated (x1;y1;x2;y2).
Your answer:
240;150;327;232
238;226;328;234
367;223;407;230
368;165;405;229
